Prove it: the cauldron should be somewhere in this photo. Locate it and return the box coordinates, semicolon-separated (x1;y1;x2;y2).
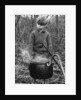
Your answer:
29;61;53;79
29;43;54;80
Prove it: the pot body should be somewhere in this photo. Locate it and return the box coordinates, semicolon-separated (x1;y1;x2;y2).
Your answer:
29;62;53;79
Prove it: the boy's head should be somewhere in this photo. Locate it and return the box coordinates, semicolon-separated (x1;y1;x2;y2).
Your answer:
36;16;48;29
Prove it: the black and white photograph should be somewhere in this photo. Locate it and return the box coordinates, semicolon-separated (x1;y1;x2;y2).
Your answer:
5;5;76;95
15;15;65;84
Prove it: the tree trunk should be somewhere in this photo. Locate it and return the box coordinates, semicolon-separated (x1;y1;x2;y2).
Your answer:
55;15;58;34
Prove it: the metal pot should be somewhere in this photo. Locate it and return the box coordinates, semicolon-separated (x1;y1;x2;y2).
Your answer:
29;61;53;79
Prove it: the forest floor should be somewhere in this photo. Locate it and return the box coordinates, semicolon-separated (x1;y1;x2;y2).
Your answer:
15;63;65;84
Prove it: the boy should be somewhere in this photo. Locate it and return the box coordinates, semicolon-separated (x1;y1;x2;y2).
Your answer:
29;16;53;60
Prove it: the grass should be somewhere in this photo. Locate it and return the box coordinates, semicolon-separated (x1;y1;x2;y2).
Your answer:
15;63;65;84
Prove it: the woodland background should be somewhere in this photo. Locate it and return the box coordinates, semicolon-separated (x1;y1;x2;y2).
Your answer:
15;15;65;84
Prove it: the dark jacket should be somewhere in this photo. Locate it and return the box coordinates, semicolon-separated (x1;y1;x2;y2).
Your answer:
29;28;53;57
